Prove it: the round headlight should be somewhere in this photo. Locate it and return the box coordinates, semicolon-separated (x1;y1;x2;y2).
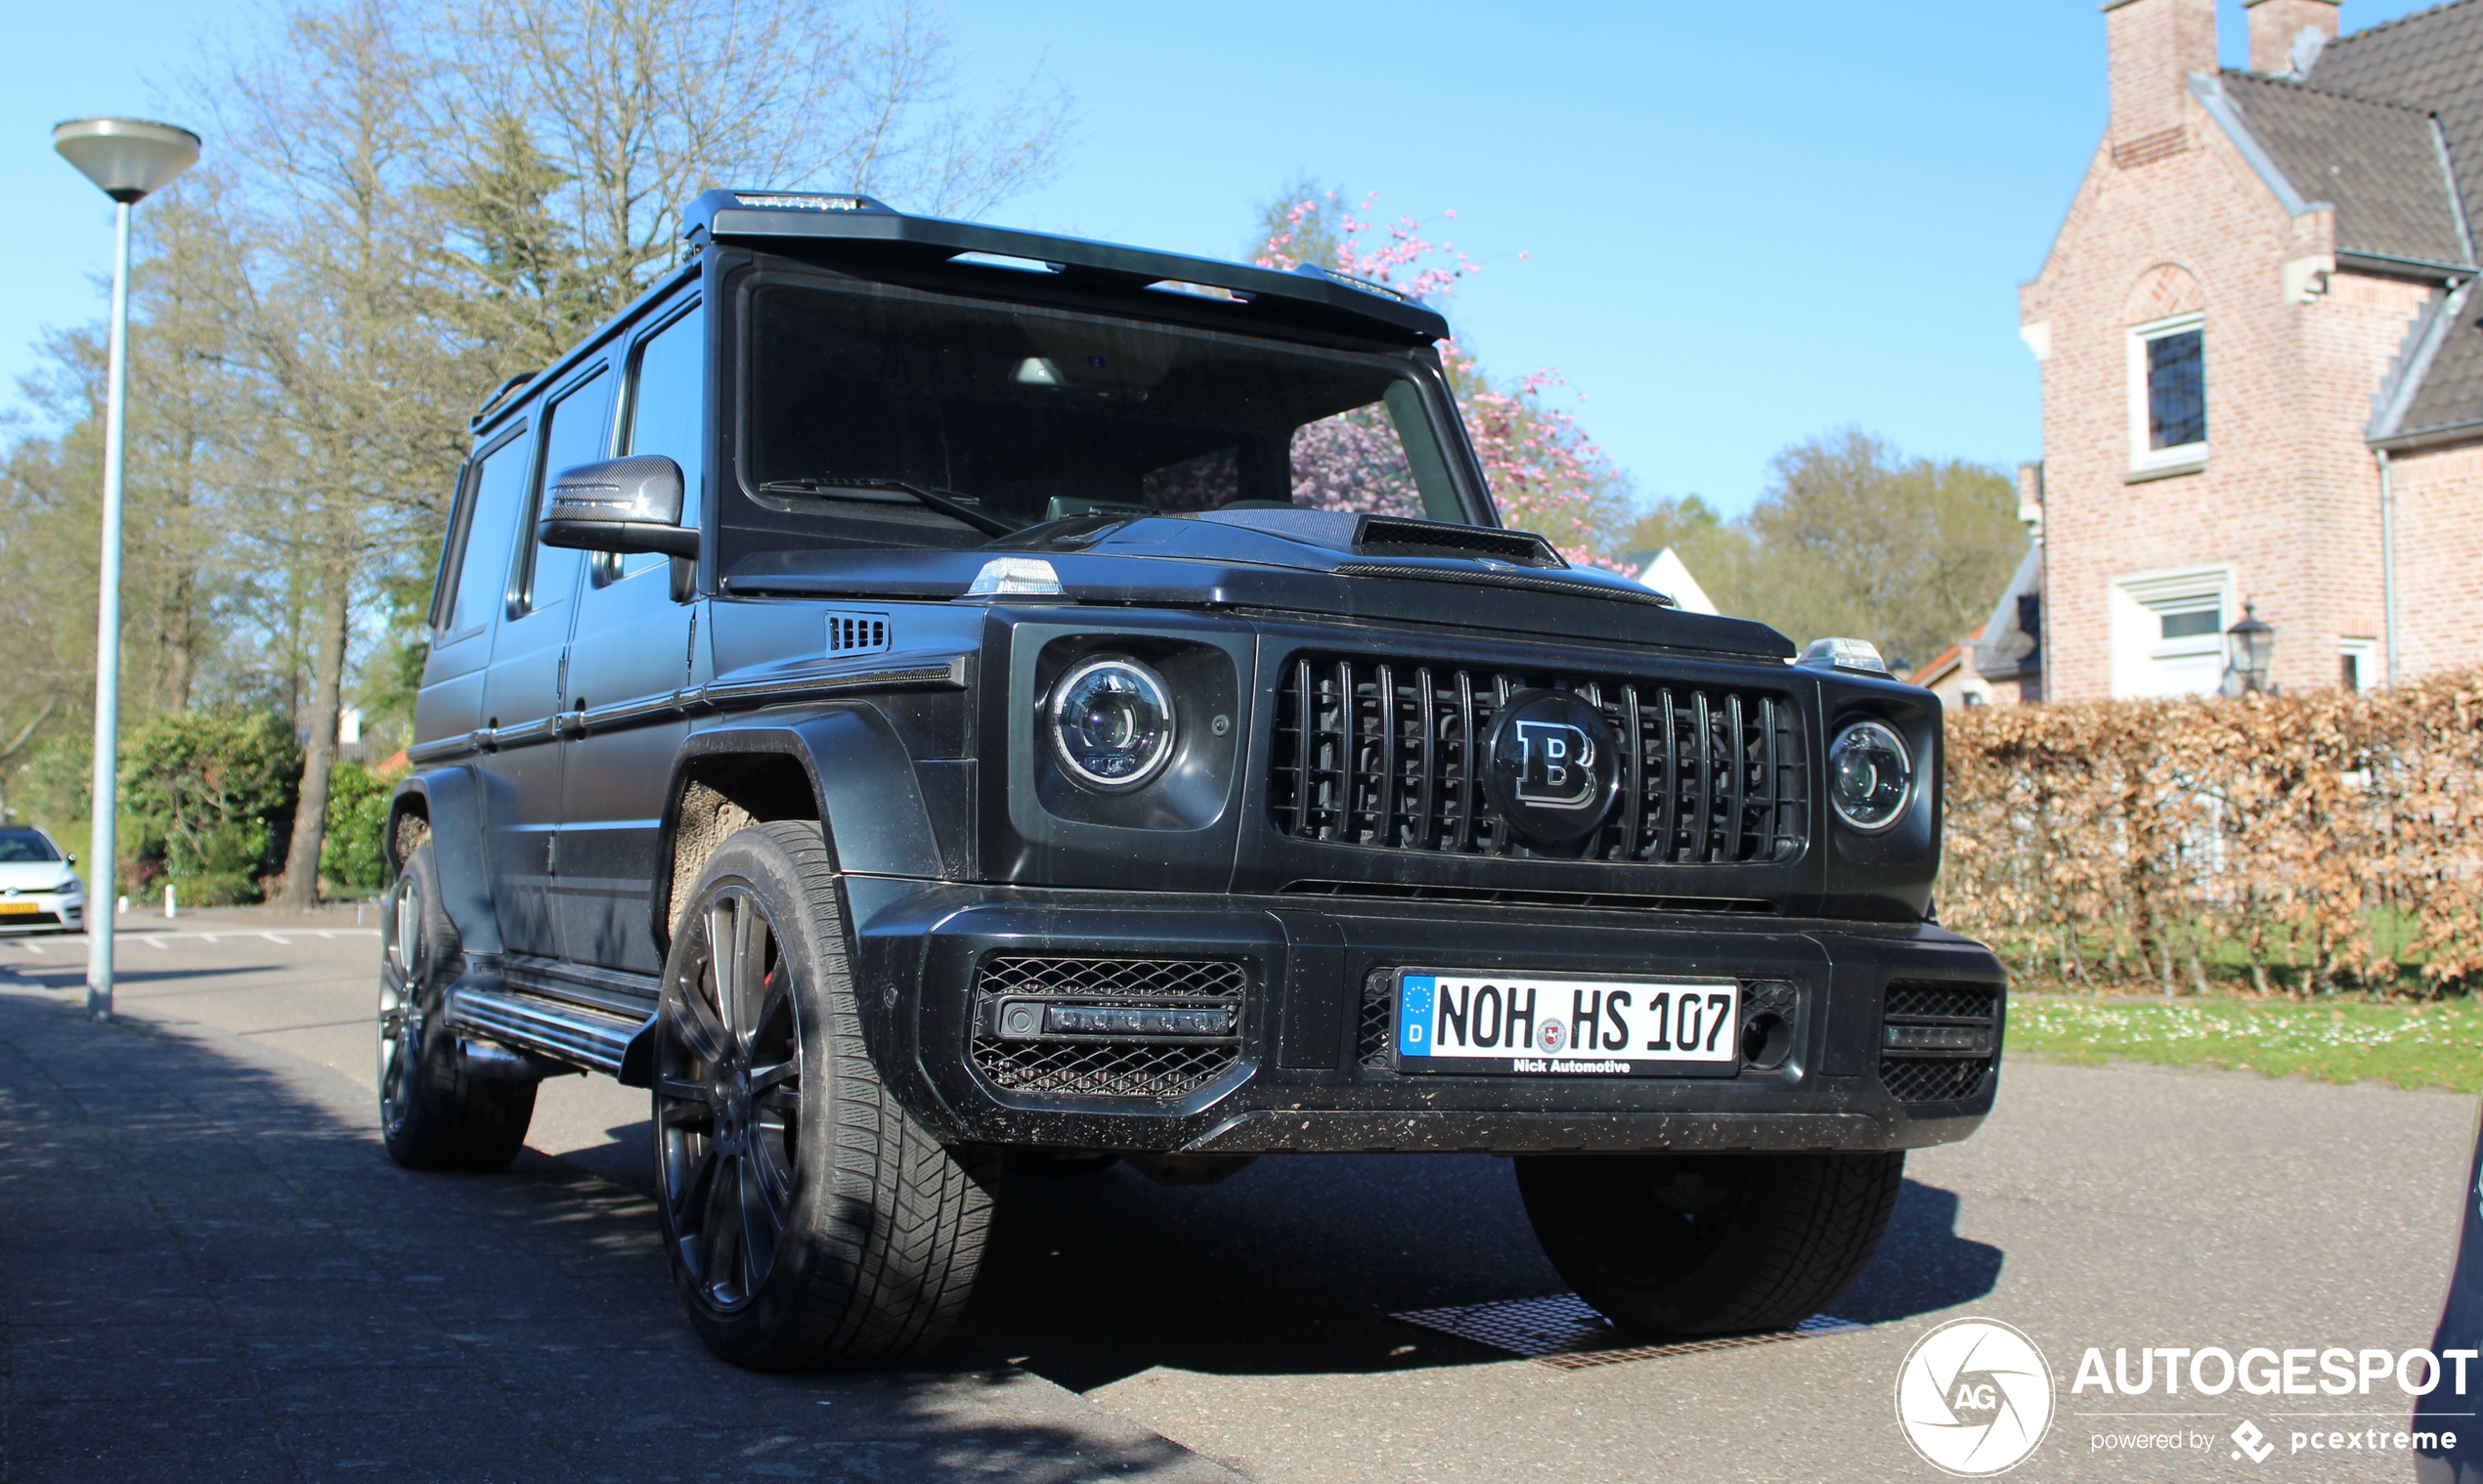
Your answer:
1828;719;1912;833
1049;655;1177;790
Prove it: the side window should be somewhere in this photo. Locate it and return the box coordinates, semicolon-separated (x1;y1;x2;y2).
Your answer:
606;302;704;581
522;367;611;610
2127;312;2205;472
440;426;534;641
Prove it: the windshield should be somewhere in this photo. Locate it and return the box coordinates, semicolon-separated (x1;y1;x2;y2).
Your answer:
731;276;1473;556
0;830;61;864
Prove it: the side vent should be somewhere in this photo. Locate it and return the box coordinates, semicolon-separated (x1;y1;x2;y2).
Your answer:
824;608;892;656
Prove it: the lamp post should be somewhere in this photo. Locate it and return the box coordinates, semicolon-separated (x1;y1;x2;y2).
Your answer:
2225;601;2277;697
52;117;200;1022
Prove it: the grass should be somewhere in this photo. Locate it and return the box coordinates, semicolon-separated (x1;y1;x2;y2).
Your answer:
2008;994;2483;1093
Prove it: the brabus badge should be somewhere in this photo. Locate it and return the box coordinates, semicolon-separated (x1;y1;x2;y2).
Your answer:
1483;689;1621;845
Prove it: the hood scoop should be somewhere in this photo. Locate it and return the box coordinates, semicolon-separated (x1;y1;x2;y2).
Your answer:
1191;508;1564;568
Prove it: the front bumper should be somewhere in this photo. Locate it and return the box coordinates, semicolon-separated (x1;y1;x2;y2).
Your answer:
0;890;83;935
849;882;2006;1157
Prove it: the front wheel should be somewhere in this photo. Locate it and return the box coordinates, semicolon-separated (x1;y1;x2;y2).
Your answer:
1515;1150;1903;1337
652;820;996;1371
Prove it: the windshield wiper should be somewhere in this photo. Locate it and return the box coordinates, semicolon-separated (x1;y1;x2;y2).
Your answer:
757;477;1022;538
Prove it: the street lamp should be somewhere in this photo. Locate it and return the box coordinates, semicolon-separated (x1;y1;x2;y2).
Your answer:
52;117;200;1022
2224;601;2277;697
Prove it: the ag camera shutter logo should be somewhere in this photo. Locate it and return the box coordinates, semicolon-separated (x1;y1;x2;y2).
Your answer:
1895;1318;2056;1475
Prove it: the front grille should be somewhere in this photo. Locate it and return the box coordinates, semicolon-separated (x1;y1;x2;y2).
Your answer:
1878;980;2001;1106
969;956;1246;1100
1269;656;1807;864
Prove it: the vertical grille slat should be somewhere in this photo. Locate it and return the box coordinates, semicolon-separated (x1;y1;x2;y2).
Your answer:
1690;691;1715;862
1453;671;1478;853
1722;693;1747;863
1654;689;1679;862
1375;662;1398;845
1269;653;1806;866
1619;684;1645;863
1416;667;1438;850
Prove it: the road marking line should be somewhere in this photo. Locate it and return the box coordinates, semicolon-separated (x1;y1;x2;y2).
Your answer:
145;938;169;948
260;934;292;945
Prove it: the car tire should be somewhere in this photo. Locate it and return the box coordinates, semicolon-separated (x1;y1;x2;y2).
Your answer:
652;820;996;1371
376;840;538;1172
1515;1150;1902;1337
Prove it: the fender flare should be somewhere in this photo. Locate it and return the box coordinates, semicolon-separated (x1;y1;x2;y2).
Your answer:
650;704;948;946
387;767;501;957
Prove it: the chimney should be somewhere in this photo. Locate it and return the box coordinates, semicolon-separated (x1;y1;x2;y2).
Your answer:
2245;0;2340;75
2104;0;2217;154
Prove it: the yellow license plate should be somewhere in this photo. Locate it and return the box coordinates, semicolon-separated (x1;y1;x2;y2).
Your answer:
0;902;40;915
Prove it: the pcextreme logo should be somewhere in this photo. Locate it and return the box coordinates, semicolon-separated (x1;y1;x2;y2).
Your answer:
1896;1318;2058;1476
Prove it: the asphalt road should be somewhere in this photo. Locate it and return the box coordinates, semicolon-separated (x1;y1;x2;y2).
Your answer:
1;911;2472;1483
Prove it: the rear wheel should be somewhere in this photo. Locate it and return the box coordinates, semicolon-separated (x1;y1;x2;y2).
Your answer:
1515;1150;1902;1337
652;820;995;1370
376;841;536;1171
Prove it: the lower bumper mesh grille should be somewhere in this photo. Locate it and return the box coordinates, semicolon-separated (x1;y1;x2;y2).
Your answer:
1878;980;2001;1106
969;955;1247;1100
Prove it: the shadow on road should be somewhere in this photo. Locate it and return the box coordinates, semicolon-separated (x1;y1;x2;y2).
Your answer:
0;987;1226;1482
1834;1178;2006;1325
947;1157;2005;1391
0;961;277;989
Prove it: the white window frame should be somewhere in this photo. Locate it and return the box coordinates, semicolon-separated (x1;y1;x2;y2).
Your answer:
2127;312;2207;474
2338;637;2378;694
2108;564;2232;698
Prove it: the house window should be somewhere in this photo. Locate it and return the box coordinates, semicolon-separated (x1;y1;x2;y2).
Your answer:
2128;313;2206;472
2339;638;2377;693
2108;566;2230;697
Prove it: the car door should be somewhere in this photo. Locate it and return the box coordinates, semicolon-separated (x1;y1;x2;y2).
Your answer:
555;300;704;974
476;367;611;960
415;427;535;749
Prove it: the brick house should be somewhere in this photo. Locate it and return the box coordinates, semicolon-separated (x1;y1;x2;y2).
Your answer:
2020;0;2483;699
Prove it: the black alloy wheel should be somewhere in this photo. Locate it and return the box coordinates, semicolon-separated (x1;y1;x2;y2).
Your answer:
654;884;804;1314
376;840;535;1171
650;820;994;1371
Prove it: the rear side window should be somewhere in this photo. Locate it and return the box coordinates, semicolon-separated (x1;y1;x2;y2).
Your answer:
608;304;703;579
441;427;535;639
523;369;611;609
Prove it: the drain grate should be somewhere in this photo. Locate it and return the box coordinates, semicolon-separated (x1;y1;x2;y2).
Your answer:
1389;1292;1867;1370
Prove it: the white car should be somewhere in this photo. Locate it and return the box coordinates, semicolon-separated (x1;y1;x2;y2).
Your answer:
0;826;85;935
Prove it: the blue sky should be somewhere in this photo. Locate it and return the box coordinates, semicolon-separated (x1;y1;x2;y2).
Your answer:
0;1;2449;515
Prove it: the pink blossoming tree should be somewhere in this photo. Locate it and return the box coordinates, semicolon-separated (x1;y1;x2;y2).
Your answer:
1253;187;1632;567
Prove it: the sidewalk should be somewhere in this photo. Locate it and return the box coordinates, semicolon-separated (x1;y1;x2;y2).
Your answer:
0;977;1242;1483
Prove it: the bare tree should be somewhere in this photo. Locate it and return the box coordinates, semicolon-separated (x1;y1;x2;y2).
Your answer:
165;0;1068;907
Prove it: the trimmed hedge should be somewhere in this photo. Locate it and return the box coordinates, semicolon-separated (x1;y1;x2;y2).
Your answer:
1941;673;2483;996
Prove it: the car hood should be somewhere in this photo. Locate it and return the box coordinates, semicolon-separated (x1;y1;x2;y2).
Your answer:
719;510;1796;662
0;862;75;893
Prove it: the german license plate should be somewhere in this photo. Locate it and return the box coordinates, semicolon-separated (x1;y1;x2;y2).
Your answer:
1393;970;1741;1077
0;902;38;916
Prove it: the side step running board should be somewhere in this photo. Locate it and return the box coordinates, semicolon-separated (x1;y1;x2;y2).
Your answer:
448;979;652;1079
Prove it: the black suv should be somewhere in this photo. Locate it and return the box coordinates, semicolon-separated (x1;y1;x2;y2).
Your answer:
381;190;2006;1371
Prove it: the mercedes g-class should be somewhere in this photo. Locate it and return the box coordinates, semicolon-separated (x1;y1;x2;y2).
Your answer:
380;189;2006;1371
